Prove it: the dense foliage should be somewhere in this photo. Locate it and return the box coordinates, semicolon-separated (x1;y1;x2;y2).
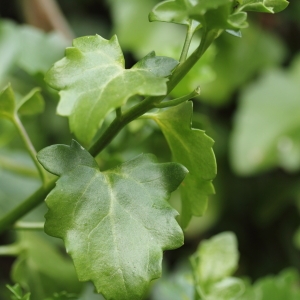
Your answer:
0;0;299;299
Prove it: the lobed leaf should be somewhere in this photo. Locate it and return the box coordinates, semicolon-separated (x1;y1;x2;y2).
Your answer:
148;101;216;227
45;35;177;145
38;142;187;300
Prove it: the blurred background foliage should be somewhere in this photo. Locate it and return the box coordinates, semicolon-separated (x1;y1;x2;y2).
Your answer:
0;0;300;299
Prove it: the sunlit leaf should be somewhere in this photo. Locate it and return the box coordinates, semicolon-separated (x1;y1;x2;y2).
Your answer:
45;35;177;145
149;101;216;227
37;142;187;300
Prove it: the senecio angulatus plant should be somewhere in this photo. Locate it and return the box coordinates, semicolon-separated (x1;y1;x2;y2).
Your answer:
0;0;289;299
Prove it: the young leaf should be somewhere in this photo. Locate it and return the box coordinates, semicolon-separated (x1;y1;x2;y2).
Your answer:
190;232;242;298
148;101;216;227
37;141;187;300
150;0;247;30
0;84;16;120
16;88;45;116
45;35;177;145
239;0;289;14
6;283;31;300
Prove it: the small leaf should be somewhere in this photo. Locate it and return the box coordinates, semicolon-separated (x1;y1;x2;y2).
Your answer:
37;139;98;176
149;101;216;227
149;0;191;25
17;88;45;116
6;283;31;300
38;145;187;300
0;84;16;120
150;0;243;31
190;232;239;288
240;0;289;13
45;35;171;145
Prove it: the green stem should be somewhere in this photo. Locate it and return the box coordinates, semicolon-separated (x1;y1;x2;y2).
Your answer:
0;28;219;235
0;243;22;256
154;86;200;108
179;20;200;63
14;221;44;230
12;114;48;184
0;179;56;235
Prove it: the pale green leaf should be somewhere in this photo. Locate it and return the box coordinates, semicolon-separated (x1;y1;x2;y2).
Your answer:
16;88;45;116
11;232;82;300
191;232;239;287
0;84;16;120
150;0;238;31
230;55;300;174
38;143;187;300
240;0;289;13
206;277;245;300
149;101;216;227
6;283;31;300
45;35;172;145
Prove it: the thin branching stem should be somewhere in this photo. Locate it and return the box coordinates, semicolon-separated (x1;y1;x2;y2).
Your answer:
12;114;48;184
0;29;218;235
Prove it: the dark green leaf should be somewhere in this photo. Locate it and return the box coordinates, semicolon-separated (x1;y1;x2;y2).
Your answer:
37;140;98;176
45;35;171;145
149;101;216;227
38;147;187;300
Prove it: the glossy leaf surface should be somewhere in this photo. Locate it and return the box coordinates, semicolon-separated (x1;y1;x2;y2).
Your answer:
149;101;216;227
45;35;177;145
37;142;187;300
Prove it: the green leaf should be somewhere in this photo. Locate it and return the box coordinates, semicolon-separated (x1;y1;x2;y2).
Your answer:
11;232;82;300
0;84;16;120
149;101;216;227
240;0;289;13
206;277;245;300
230;55;300;174
149;0;192;25
6;284;31;300
37;139;98;176
251;268;300;300
150;0;245;31
16;88;45;116
191;232;239;287
45;35;174;145
37;142;187;300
